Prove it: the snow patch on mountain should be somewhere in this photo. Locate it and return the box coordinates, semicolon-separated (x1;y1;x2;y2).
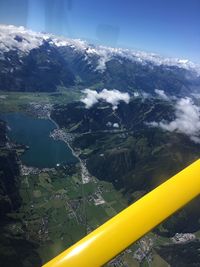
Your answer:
154;89;169;100
0;25;44;54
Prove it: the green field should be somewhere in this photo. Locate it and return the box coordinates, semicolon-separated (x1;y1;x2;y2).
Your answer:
0;87;81;113
15;166;129;264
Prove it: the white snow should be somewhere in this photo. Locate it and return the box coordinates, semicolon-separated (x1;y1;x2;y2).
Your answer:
0;24;200;75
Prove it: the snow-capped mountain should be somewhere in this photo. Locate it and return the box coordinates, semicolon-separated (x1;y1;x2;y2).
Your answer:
0;24;200;94
1;24;199;73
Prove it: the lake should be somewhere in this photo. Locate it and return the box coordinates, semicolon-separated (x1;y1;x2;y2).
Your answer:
1;113;78;168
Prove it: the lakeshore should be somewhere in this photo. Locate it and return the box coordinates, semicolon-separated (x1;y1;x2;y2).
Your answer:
1;112;78;168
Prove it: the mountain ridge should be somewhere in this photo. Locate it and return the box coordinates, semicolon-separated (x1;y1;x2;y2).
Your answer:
0;24;200;95
0;24;200;74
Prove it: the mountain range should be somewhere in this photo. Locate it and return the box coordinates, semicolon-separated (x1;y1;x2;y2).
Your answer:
0;24;200;97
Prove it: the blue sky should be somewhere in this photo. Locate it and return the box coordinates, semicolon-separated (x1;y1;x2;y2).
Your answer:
0;0;200;63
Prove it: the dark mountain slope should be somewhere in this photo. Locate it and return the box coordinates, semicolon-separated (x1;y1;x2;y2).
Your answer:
0;43;75;92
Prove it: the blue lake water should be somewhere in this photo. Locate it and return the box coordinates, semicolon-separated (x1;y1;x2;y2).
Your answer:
1;113;78;168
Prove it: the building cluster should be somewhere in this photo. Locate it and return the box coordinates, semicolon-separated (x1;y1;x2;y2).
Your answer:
29;102;52;118
20;164;54;176
133;238;153;263
171;233;196;244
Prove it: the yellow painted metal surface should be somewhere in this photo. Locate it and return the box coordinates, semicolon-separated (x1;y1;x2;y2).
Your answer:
43;159;200;267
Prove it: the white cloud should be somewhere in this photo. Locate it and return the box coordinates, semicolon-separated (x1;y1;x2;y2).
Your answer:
99;89;130;109
81;89;99;108
147;97;200;143
106;121;112;127
155;89;169;100
133;92;139;97
191;93;200;99
113;123;119;128
94;47;111;72
81;89;130;109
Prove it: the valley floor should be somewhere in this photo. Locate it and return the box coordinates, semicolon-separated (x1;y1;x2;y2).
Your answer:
1;91;200;267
